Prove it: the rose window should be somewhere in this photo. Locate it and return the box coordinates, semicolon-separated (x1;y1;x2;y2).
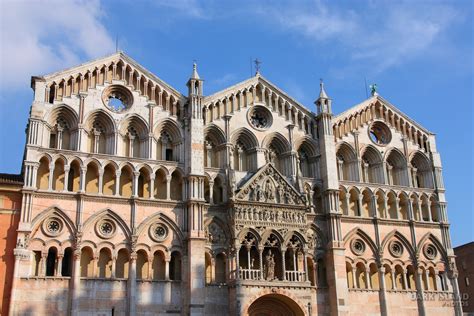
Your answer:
102;85;134;113
150;223;168;242
43;217;63;236
96;219;116;239
247;106;272;130
424;244;437;260
368;121;391;146
389;241;404;257
352;239;366;255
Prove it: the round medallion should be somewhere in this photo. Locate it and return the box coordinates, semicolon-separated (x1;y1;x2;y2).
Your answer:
150;223;168;242
247;106;273;130
96;219;116;239
424;244;437;260
389;241;404;258
101;84;134;113
43;217;63;237
368;121;391;146
351;238;366;255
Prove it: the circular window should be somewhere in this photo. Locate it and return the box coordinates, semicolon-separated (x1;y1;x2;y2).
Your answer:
424;244;437;260
150;223;168;242
351;239;366;255
96;219;116;239
389;241;404;258
368;121;391;146
102;85;134;113
43;217;63;237
247;106;272;130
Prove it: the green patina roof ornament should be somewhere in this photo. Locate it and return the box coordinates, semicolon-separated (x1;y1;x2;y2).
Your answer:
369;83;378;96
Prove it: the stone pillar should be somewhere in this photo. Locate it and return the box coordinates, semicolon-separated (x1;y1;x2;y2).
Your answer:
208;181;214;205
166;175;171;200
132;171;140;197
258;247;264;280
365;268;371;289
281;249;286;281
63;165;70;192
149;174;155;199
48;163;54;191
98;169;104;195
415;267;427;316
69;248;82;316
79;167;87;193
115;170;121;196
56;254;63;276
128;252;137;316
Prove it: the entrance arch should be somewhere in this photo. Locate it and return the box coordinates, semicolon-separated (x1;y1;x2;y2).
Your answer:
247;294;305;316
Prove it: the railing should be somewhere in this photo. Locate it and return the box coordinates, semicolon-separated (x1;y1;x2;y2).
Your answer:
239;269;261;280
285;271;306;282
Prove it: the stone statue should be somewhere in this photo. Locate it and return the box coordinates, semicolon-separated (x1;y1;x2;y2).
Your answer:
265;250;275;280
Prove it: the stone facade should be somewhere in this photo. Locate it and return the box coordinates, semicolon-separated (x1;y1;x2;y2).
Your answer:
8;52;462;315
453;242;474;314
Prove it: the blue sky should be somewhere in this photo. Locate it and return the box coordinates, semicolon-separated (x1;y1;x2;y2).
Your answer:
0;0;472;246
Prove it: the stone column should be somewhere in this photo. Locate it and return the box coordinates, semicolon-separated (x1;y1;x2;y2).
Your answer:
132;171;140;197
128;252;137;316
166;175;171;200
115;170;121;196
79;167;87;193
365;268;371;289
63;165;70;192
281;249;286;281
69;248;82;316
56;254;63;277
149;174;155;199
208;181;214;205
258;247;264;280
48;163;54;191
415;267;427;316
98;169;104;195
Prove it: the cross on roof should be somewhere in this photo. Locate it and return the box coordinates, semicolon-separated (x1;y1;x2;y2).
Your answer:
254;58;262;74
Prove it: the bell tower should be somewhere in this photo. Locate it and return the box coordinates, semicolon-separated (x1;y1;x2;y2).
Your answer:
315;80;349;315
184;62;207;315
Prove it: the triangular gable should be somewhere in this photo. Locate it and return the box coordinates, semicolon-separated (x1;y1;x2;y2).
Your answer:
235;163;306;206
204;74;315;117
333;95;433;141
36;51;185;100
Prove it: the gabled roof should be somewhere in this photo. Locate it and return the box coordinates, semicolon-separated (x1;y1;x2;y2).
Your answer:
35;51;185;99
204;74;316;117
334;95;433;135
235;163;306;206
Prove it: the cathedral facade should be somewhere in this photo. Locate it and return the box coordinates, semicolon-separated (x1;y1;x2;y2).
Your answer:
9;52;462;316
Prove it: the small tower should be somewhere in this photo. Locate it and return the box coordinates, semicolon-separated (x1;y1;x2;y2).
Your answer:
184;61;207;315
186;62;203;119
315;79;332;115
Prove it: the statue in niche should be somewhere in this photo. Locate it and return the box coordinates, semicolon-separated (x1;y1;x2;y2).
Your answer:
265;180;275;202
255;184;265;202
265;250;275;280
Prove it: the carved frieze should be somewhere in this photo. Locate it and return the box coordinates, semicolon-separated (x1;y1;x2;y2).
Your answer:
236;164;305;205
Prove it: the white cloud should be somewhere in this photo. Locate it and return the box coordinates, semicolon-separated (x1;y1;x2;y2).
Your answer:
0;0;115;90
210;73;237;87
259;0;459;73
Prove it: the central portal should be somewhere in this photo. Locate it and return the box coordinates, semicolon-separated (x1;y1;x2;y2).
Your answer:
247;294;305;316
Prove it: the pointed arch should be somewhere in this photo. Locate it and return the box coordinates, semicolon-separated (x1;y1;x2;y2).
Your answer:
380;230;415;260
417;233;447;262
230;127;259;150
343;227;378;257
31;206;76;238
82;208;131;240
136;212;184;245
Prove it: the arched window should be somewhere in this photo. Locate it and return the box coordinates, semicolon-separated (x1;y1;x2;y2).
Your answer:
152;251;166;280
37;157;50;190
170;171;183;201
213;176;224;204
136;250;148;280
52;159;66;191
386;150;409;186
369;263;379;290
361;147;384;184
80;247;94;277
355;262;367;289
61;247;73;277
68;160;81;192
411;152;434;189
346;262;354;288
170;251;182;281
85;162;99;194
98;248;112;278
46;247;58;277
205;252;212;284
336;144;358;181
154;169;167;200
115;249;129;278
119;165;133;197
86;111;115;155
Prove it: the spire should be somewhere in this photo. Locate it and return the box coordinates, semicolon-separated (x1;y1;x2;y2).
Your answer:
190;61;200;80
315;78;332;115
319;79;328;99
